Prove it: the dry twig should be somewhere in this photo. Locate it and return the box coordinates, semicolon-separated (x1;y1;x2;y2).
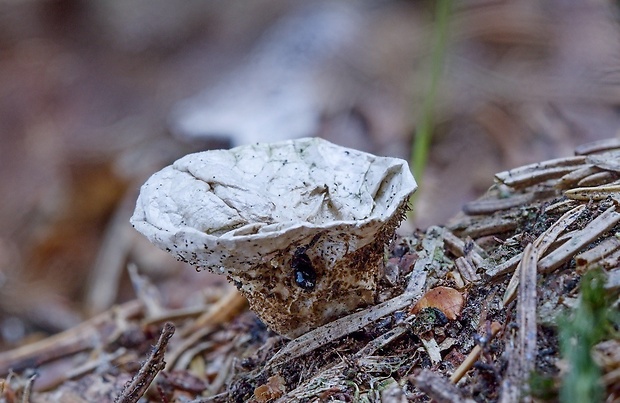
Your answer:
115;322;175;403
503;205;584;305
539;205;620;273
266;273;425;368
450;322;501;384
0;300;143;377
181;287;248;337
494;156;586;188
500;243;539;403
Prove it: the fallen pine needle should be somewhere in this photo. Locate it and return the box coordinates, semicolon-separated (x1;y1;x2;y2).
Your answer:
450;321;502;384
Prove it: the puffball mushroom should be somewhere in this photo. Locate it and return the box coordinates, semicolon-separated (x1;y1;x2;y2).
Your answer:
131;137;417;338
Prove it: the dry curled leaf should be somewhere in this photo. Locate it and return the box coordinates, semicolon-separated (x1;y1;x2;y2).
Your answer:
254;375;286;402
411;286;464;320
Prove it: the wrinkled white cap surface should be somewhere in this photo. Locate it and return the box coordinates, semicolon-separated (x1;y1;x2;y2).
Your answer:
131;137;417;274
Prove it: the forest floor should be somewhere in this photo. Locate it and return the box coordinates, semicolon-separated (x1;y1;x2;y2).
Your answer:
2;140;620;402
1;1;620;402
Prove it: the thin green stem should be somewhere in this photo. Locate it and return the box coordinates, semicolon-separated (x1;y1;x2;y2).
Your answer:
411;0;452;185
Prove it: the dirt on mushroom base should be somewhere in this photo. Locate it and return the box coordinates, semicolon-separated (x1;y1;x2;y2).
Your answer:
2;141;620;402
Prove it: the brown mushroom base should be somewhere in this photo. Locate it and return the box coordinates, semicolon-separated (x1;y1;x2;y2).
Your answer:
228;201;409;339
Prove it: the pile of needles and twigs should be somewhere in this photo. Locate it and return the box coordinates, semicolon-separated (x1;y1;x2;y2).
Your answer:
1;139;620;402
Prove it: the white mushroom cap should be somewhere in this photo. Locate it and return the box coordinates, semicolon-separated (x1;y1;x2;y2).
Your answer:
131;137;417;337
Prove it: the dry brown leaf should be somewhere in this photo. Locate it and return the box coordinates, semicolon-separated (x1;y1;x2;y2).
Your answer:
411;286;464;320
254;375;286;402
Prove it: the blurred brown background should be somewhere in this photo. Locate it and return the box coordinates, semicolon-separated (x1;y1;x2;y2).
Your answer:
1;0;619;349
